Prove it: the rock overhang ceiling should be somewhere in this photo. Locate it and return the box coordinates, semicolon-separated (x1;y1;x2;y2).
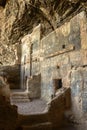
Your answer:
0;0;87;45
0;0;87;65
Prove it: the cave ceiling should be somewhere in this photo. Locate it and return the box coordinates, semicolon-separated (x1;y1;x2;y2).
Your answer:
0;0;87;45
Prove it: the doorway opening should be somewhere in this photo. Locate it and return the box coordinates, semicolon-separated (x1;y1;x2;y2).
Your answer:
53;79;62;93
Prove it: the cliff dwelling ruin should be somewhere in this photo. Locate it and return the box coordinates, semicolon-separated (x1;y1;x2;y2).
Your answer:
0;0;87;130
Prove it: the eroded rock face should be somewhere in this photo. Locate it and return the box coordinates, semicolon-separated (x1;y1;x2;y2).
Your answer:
2;0;87;43
0;75;10;103
0;65;21;89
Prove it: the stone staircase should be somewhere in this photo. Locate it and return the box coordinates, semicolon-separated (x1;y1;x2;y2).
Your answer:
15;88;70;130
10;90;30;103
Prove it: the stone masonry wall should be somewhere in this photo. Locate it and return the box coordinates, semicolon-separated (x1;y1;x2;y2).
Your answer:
20;11;87;119
21;25;41;98
40;11;87;119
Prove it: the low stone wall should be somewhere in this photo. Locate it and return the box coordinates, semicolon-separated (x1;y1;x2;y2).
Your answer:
47;88;71;128
28;74;41;99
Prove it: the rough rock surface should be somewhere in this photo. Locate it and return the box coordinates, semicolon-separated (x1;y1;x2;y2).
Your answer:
0;65;21;89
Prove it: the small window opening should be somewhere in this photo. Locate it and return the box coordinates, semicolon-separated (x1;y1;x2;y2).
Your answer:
62;44;65;49
57;65;60;69
53;79;62;92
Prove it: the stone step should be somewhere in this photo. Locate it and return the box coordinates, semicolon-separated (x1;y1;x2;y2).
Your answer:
22;122;52;130
10;91;30;102
11;99;30;102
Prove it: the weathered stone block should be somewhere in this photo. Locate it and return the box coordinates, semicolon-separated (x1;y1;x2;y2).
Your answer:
60;64;71;77
69;51;82;66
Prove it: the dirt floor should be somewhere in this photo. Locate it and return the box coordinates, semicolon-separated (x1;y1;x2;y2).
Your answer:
11;99;47;115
